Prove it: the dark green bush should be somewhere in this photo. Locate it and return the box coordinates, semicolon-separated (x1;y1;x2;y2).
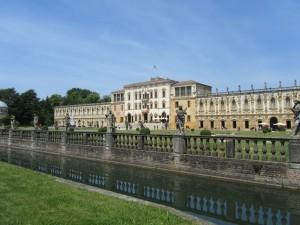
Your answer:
200;129;212;136
140;128;150;135
42;126;48;131
262;127;271;133
186;125;190;129
0;115;11;126
68;127;74;132
98;127;107;133
191;128;195;132
136;128;140;132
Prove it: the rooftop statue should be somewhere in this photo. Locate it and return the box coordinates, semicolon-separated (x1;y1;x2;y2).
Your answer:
291;100;300;137
175;106;187;135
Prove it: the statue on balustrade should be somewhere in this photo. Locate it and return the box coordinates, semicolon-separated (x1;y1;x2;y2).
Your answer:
291;100;300;136
10;115;15;129
105;110;116;133
175;106;187;135
138;120;145;129
64;113;71;132
33;113;39;130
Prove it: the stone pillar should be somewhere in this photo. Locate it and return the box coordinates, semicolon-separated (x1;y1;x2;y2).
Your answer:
226;139;235;158
172;135;186;166
31;130;36;149
7;129;12;163
172;135;187;154
289;138;300;163
105;133;115;150
137;134;144;150
61;132;67;153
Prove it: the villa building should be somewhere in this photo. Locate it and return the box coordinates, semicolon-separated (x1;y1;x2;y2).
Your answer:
54;77;300;131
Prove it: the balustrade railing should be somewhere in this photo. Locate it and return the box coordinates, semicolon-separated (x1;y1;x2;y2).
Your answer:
144;134;173;152
0;129;292;162
185;135;290;162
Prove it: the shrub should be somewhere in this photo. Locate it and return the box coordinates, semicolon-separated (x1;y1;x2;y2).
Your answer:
0;115;11;126
262;127;271;133
140;128;150;135
98;127;107;133
186;125;190;129
136;128;140;132
200;129;212;136
42;126;48;131
191;128;195;132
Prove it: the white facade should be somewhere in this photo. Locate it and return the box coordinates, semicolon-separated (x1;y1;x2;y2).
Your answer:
123;77;176;123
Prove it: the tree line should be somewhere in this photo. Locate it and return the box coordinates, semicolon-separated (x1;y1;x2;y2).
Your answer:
0;88;111;127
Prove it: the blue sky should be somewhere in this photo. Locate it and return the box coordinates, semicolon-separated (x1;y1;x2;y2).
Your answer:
0;0;300;98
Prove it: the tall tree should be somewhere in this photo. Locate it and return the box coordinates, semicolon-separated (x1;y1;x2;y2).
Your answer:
15;90;40;126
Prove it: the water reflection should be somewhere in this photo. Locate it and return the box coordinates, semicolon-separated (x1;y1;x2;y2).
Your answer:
0;148;299;225
235;202;290;225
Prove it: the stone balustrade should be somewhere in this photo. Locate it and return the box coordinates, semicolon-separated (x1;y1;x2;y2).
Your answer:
0;129;298;163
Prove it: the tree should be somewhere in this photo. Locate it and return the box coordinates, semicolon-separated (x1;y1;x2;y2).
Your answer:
48;94;64;107
64;88;101;105
15;90;40;126
101;95;111;103
0;88;19;116
39;97;54;126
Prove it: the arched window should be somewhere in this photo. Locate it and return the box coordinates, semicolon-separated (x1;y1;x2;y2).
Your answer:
257;96;262;109
209;101;214;112
231;99;237;111
199;101;204;112
244;98;249;111
285;97;291;108
270;97;276;109
220;99;225;111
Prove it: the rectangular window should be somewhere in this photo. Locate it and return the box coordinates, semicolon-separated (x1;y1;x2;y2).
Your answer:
139;92;141;100
120;117;124;123
187;100;190;108
245;120;249;129
199;120;204;128
186;86;192;96
127;93;130;101
287;120;291;129
187;115;191;122
150;91;153;98
135;92;137;100
135;103;137;110
180;87;185;96
210;121;214;129
154;90;158;98
162;90;166;98
221;121;226;129
233;121;237;129
175;101;179;108
154;102;158;109
139;103;141;109
175;88;180;97
162;102;166;108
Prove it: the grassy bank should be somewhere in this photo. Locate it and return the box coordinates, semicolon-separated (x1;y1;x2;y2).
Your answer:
0;162;197;225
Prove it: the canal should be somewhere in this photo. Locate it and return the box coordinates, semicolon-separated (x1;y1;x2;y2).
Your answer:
0;148;299;225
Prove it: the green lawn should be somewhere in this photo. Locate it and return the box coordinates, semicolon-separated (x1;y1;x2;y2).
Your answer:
0;162;197;225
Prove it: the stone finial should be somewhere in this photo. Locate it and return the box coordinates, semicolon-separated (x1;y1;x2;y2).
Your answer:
216;88;218;94
33;113;39;130
279;81;282;88
10;115;15;129
226;87;229;93
251;84;254;91
295;80;298;87
238;85;241;92
264;82;267;89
